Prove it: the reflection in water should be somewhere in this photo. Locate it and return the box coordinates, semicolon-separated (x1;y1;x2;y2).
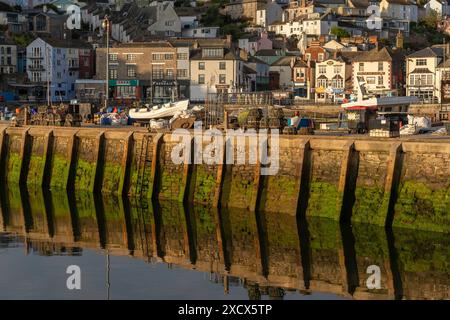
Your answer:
0;184;449;300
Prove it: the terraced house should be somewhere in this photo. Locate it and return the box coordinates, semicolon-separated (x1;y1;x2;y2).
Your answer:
406;46;444;103
352;46;405;98
189;38;244;102
95;41;178;104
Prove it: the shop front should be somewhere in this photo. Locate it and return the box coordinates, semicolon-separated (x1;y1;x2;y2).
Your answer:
109;80;141;104
152;79;178;104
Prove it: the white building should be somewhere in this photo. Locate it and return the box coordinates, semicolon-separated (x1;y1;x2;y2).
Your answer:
256;1;283;27
406;47;444;103
267;11;338;37
379;0;418;23
182;26;220;38
315;58;346;102
189;45;244;102
269;56;295;89
352;47;404;97
424;0;450;18
26;37;90;102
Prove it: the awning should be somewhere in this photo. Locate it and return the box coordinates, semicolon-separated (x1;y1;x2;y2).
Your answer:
315;86;326;94
410;68;433;74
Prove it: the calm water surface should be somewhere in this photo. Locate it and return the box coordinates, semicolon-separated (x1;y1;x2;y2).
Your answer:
0;185;448;300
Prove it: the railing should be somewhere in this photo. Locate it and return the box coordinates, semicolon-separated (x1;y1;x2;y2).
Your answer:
28;66;45;71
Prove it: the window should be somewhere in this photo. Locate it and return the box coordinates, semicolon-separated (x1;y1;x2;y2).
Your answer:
127;65;136;77
416;59;426;66
202;48;223;58
33;47;41;57
333;65;341;74
32;72;41;82
177;53;188;60
318;65;326;74
199;62;205;70
366;76;376;84
116;86;136;98
219;74;226;84
219;62;226;70
332;76;343;88
177;69;188;78
152;53;164;60
375;75;382;85
359;63;364;72
165;20;174;26
109;68;117;79
166;69;174;79
126;54;135;61
378;61;383;71
318;53;324;62
198;74;205;84
152;65;164;79
6;47;11;54
317;78;327;87
109;54;118;61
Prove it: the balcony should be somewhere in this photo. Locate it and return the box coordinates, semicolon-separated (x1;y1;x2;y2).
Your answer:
28;65;45;71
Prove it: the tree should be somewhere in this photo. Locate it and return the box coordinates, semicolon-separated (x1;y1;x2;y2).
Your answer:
420;9;440;30
330;26;350;39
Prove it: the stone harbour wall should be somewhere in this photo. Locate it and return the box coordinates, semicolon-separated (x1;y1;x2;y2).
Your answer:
0;125;449;232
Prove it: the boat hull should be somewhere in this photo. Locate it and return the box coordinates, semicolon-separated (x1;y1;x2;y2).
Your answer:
129;100;189;120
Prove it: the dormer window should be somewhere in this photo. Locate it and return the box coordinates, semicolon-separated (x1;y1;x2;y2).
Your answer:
202;48;224;58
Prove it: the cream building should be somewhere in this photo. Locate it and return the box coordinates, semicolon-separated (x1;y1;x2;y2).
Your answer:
352;47;405;97
406;47;444;103
189;46;244;102
315;58;346;102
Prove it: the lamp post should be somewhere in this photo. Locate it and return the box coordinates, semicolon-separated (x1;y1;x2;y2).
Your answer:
102;15;110;110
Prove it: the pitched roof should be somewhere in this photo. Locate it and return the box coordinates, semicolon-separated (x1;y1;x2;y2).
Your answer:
271;56;293;66
38;37;92;49
382;0;416;4
255;49;278;56
408;47;444;58
294;59;307;67
190;48;239;60
352;47;395;62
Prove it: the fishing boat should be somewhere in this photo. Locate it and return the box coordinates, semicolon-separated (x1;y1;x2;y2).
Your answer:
128;99;190;121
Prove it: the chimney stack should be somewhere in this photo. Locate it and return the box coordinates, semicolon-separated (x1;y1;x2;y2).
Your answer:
396;31;404;49
226;34;232;47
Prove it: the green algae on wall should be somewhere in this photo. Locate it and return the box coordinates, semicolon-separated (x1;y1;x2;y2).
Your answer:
26;154;46;188
49;154;71;190
101;163;122;195
159;168;184;202
6;152;22;185
260;175;299;215
225;167;255;209
192;166;217;204
393;181;450;233
74;158;97;192
352;186;390;225
306;181;342;220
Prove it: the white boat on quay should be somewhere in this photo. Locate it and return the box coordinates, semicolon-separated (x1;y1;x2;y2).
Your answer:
128;99;190;121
